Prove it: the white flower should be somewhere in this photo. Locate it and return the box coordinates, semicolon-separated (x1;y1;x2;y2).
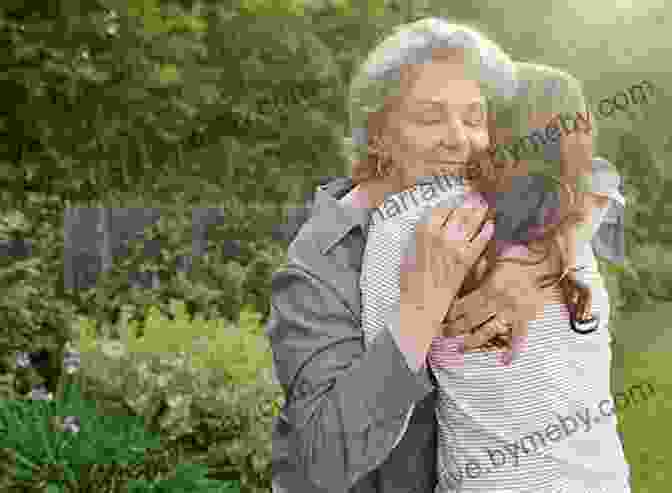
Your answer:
30;384;53;401
15;352;31;369
63;348;81;374
62;416;81;433
100;341;126;359
166;393;188;408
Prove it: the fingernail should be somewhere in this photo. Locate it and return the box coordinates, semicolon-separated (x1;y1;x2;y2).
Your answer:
511;335;528;352
400;255;416;272
463;193;483;208
498;351;513;366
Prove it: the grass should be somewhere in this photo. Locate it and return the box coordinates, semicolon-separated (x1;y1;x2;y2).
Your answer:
612;302;672;492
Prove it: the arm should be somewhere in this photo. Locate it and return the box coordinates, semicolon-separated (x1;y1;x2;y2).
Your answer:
555;119;616;319
267;264;435;492
442;156;620;351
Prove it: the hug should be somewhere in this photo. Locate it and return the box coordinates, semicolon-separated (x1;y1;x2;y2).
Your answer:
267;17;629;493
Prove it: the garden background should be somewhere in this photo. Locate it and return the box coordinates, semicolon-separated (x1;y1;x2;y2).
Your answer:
0;0;669;491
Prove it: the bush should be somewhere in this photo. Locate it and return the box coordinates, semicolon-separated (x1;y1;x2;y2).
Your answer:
0;377;242;492
67;206;287;336
70;300;283;493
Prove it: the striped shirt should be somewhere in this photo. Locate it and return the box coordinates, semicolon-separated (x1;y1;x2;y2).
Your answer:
360;177;630;493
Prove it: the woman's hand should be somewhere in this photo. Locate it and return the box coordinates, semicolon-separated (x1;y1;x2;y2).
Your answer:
443;240;562;358
399;192;495;343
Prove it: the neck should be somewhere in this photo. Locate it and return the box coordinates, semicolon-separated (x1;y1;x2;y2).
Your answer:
341;178;400;210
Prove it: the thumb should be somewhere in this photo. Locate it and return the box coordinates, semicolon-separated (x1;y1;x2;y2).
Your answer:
466;220;495;262
498;322;528;366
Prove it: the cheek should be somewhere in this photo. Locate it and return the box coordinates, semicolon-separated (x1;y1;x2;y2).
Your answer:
470;128;490;150
396;126;431;153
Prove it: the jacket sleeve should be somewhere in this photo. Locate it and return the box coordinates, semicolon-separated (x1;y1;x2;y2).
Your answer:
589;157;626;265
266;264;435;492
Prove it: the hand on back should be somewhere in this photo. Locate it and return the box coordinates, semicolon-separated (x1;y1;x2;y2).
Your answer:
443;239;562;355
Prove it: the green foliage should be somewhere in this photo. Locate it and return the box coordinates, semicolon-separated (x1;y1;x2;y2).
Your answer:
0;377;243;492
1;0;345;208
618;347;671;493
74;300;274;386
71;302;282;493
0;193;80;399
0;0;669;489
66;204;286;335
0;379;163;490
0;0;328;401
125;463;241;493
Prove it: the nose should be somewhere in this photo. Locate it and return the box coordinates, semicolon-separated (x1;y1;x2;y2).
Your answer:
436;117;468;150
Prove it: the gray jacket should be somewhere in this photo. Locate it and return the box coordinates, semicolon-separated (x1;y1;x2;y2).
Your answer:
267;176;439;493
267;170;626;493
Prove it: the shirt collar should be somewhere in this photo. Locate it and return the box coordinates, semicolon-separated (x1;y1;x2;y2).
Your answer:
311;177;372;255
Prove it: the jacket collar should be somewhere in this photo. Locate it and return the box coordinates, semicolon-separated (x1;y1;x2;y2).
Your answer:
311;177;372;255
309;175;463;255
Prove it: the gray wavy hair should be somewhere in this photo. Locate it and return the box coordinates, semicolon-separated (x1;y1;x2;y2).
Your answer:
344;17;518;183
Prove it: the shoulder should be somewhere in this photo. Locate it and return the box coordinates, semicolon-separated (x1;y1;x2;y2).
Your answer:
274;178;367;318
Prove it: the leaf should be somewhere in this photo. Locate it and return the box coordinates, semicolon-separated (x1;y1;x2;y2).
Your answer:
157;64;182;86
46;482;63;493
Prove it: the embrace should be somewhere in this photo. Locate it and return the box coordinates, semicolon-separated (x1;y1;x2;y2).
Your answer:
267;17;629;493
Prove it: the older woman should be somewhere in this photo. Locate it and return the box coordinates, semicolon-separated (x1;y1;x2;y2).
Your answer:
267;17;627;493
268;18;509;493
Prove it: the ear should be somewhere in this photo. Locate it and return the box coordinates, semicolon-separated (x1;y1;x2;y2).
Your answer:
366;110;388;142
399;62;422;96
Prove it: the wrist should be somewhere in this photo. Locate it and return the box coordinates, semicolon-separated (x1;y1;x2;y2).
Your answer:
400;288;460;332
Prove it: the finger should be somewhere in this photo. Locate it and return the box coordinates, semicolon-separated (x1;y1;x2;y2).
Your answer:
580;287;592;321
463;321;497;351
445;290;498;332
498;326;528;366
492;317;511;337
462;220;495;262
441;213;470;242
584;289;592;320
573;287;584;320
413;204;450;255
505;316;528;341
460;193;490;240
428;204;458;232
410;205;455;272
444;315;482;336
439;192;487;237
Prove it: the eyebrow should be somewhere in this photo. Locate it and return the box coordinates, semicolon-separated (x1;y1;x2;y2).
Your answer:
410;98;487;111
412;97;486;105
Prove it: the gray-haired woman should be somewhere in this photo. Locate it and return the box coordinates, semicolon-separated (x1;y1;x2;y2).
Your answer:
268;18;512;493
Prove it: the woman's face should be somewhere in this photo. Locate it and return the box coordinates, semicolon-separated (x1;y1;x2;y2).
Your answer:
380;51;491;189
